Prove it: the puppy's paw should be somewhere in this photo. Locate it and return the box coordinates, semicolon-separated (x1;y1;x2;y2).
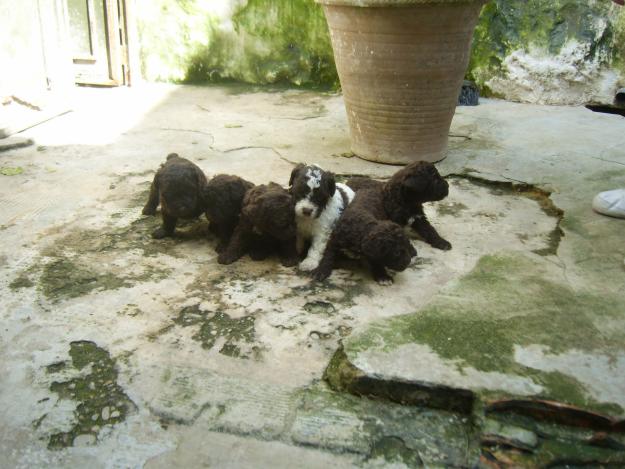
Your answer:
249;248;270;261
217;252;237;265
310;266;330;282
299;257;319;272
281;256;299;268
151;227;169;239
373;271;394;286
142;206;157;216
431;238;452;251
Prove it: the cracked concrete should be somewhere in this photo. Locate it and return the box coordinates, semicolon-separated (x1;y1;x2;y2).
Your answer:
1;84;624;467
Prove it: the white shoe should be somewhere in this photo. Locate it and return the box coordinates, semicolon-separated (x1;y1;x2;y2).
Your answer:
592;189;625;218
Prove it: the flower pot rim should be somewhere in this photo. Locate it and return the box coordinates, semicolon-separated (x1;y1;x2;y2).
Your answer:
316;0;487;6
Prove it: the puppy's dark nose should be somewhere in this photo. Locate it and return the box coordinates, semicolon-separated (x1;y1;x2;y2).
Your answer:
302;208;313;217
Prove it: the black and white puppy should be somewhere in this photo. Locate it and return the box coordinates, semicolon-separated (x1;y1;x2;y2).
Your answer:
289;164;355;271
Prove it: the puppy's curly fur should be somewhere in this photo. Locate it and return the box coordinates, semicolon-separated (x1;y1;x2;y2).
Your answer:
311;187;417;285
347;161;451;250
218;183;297;267
203;174;254;252
142;153;208;239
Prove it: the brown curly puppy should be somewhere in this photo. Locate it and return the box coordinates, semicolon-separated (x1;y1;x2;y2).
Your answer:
311;187;417;285
347;161;451;250
203;174;254;252
218;183;297;267
142;153;208;239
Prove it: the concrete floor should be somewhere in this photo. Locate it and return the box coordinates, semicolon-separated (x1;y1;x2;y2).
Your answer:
1;84;624;468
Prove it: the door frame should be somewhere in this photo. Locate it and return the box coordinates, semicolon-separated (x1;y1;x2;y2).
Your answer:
69;0;130;86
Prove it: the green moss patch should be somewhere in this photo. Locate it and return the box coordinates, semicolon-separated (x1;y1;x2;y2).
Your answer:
0;166;24;176
348;253;625;414
40;258;129;301
47;341;135;449
294;385;471;465
369;436;423;467
138;0;338;88
436;201;469;217
136;0;625;93
174;304;259;359
9;274;35;290
17;216;184;302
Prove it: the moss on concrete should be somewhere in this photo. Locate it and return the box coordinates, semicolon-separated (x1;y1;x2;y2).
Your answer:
40;258;129;301
47;341;135;449
482;432;625;467
348;253;624;413
368;436;423;467
436;201;469;217
19;214;188;302
294;384;472;465
0;166;24;176
174;304;258;359
9;273;35;290
287;274;373;308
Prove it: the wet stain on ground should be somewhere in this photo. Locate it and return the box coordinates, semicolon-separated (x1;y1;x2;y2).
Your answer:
447;172;564;256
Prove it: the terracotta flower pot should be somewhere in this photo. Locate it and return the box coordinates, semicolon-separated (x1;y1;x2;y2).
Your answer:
318;0;487;164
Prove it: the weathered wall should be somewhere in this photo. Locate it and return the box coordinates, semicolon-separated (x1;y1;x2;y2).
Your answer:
136;0;337;88
469;0;625;104
136;0;625;104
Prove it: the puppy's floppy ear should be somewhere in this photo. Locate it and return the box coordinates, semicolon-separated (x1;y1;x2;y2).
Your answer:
321;171;336;196
289;163;306;187
401;173;427;198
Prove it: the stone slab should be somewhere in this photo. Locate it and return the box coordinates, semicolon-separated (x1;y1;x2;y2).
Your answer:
336;251;625;417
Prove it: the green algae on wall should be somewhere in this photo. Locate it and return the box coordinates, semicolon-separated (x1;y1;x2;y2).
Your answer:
137;0;338;88
136;0;625;98
468;0;623;98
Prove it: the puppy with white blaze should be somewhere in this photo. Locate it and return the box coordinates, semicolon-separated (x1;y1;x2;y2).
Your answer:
289;164;355;272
